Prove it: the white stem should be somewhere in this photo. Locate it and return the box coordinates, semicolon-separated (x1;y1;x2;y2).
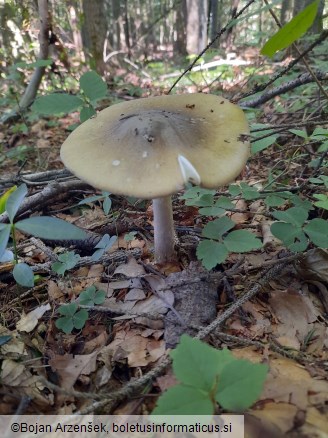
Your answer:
153;196;177;263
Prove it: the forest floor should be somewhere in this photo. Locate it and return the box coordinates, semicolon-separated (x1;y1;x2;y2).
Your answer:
0;53;328;438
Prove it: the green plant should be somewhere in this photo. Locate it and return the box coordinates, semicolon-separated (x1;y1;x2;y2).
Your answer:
90;234;117;262
152;335;268;414
197;216;262;270
31;71;108;122
51;251;81;276
55;303;88;334
271;207;328;252
181;186;262;270
79;285;106;306
55;285;106;334
0;184;87;287
78;191;112;215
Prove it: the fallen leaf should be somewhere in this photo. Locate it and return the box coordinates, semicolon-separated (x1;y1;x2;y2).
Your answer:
16;304;51;333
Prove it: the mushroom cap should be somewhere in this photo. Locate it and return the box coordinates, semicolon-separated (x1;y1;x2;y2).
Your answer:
60;93;250;199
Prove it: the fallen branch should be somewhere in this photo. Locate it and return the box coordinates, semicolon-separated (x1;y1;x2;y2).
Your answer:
240;70;328;108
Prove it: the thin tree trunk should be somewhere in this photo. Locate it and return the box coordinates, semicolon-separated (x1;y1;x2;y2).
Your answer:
1;0;50;123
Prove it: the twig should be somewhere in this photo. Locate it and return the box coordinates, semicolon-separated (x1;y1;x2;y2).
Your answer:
238;30;328;104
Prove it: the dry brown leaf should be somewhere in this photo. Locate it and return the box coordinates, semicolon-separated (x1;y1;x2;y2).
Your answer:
125;288;146;301
302;407;328;435
298;248;328;283
0;326;26;357
16;304;51;333
48;280;65;300
269;289;319;349
101;328;164;367
87;263;104;279
48;350;99;389
114;256;146;277
264;357;328;410
247;402;298;437
230;198;249;224
81;330;109;354
156;372;179;392
1;359;51;406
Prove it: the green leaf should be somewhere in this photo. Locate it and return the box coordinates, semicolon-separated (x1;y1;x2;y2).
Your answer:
251;135;277;154
202;216;235;239
197;240;228;270
79;285;106;306
240;182;261;200
58;303;78;316
15;216;88;240
228;184;241;197
304;219;328;247
56;303;88;333
0;250;14;263
215;197;235;209
80;105;96;123
216;359;268;411
52;251;80;275
91;234;117;262
152;385;213;415
272;207;308;227
79;71;107;102
0;185;17;214
32;94;84;115
185;193;214;207
103;196;112;215
13;263;34;288
224;230;262;253
289;195;313;211
55;317;74;334
5;184;28;223
318;140;328;152
198;206;225;216
289;129;308;139
271;222;308;252
73;309;89;329
264;195;286;207
313;194;328;210
261;0;320;57
0;226;11;261
78;194;105;205
171;335;234;392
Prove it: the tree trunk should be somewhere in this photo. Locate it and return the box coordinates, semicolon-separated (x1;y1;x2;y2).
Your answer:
81;0;107;74
1;0;50;123
225;0;240;49
209;0;220;46
280;0;292;25
185;0;208;54
174;0;187;55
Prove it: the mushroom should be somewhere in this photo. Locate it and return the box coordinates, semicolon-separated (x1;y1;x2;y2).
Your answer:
60;93;250;264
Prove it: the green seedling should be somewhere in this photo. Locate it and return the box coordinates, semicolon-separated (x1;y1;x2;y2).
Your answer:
78;191;112;215
79;285;106;306
0;184;87;287
56;285;106;334
51;251;81;276
152;335;268;414
55;303;88;334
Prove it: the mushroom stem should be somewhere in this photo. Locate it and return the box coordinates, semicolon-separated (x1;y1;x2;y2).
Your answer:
153;196;177;263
